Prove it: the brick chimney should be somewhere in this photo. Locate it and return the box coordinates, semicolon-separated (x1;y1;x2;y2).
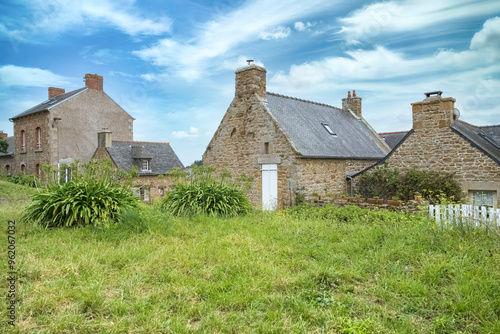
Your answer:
1;132;7;140
412;91;456;131
342;90;362;118
85;73;103;91
97;130;112;148
48;87;65;99
235;63;267;100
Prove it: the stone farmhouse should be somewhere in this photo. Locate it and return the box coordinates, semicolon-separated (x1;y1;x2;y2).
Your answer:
0;73;183;199
203;64;390;209
92;130;183;200
353;91;500;208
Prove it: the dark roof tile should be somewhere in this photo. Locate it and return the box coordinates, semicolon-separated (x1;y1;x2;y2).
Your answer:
106;141;184;175
266;93;389;159
10;88;87;120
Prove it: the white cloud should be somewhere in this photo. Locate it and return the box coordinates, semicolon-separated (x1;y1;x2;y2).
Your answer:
0;65;70;87
134;0;340;81
470;16;500;52
1;0;172;42
259;26;291;40
338;0;500;44
294;21;315;32
172;126;200;139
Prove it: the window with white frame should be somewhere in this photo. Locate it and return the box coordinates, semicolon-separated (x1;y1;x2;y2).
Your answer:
471;191;494;207
36;127;42;150
141;159;151;172
20;130;26;152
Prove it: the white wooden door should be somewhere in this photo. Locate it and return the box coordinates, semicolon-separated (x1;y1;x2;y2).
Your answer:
261;164;278;210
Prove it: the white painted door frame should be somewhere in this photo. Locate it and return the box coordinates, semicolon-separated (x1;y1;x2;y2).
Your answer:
261;164;278;210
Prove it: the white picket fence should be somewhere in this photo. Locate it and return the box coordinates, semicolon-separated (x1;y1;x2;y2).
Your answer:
429;204;500;228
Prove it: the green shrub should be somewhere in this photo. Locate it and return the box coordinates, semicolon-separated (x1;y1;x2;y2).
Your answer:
357;165;463;204
8;174;41;188
162;182;251;217
23;180;138;228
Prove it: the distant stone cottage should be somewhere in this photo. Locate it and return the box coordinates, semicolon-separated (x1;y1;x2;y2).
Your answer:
356;91;500;208
203;64;390;209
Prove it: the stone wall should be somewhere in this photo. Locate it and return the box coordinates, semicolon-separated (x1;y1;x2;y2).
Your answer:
12;112;51;175
203;93;298;208
382;94;500;208
132;175;174;202
295;158;376;201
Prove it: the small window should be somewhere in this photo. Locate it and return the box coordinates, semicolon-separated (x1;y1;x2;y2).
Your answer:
472;191;494;207
5;165;11;176
36;127;42;150
159;187;165;197
21;164;26;173
321;122;336;136
20;130;26;152
142;159;151;171
264;142;270;154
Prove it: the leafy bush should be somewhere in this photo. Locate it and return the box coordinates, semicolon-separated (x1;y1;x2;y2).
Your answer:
162;164;253;217
356;165;399;200
162;182;251;217
8;174;41;188
357;165;463;204
24;180;138;228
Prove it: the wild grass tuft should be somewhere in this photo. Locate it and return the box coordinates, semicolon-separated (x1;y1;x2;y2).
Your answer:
23;180;138;228
162;183;251;217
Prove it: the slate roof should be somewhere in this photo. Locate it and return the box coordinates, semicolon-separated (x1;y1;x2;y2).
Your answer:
106;141;184;175
451;120;500;165
379;131;409;150
265;93;389;159
479;124;500;146
10;88;87;120
0;137;14;157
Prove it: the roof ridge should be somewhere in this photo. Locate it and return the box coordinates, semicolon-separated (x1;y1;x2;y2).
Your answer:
112;140;170;145
479;124;500;128
267;92;340;110
379;130;410;135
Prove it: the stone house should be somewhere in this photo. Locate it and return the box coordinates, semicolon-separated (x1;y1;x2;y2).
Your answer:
353;91;500;208
203;64;390;209
0;73;184;200
0;74;134;176
92;130;184;201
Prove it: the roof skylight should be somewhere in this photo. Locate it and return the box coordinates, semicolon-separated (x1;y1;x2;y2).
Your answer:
321;122;336;136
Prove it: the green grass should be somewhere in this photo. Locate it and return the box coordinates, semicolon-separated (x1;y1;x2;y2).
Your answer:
0;181;499;333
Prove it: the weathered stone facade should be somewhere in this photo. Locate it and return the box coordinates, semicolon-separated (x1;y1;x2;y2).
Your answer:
203;70;299;207
3;74;134;175
373;92;500;208
203;65;384;209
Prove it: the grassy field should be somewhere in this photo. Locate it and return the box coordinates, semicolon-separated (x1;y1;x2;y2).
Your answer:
1;180;499;333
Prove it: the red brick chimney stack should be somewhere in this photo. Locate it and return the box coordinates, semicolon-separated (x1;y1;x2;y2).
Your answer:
1;132;7;140
85;73;103;91
48;87;65;99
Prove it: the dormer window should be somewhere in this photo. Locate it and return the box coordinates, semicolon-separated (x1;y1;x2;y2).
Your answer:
321;122;337;136
141;159;151;172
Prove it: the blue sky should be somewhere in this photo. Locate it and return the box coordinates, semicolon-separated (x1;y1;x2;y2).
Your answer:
1;0;499;165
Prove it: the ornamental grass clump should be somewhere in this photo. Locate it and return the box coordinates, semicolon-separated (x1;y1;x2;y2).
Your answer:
162;164;252;217
24;180;138;228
